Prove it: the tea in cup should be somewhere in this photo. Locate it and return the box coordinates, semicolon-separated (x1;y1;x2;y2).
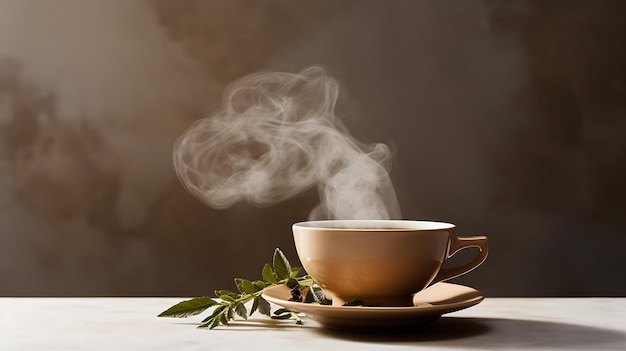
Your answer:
292;220;488;306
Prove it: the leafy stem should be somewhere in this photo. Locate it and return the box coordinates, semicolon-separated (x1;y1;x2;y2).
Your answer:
157;248;328;329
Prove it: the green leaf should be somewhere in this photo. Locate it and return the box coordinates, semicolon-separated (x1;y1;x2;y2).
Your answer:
197;320;211;328
210;313;222;329
262;263;277;284
227;306;235;320
220;295;236;302
234;278;255;294
252;280;267;292
273;308;292;315
250;296;260;315
198;305;227;328
201;305;226;323
198;318;213;329
221;308;230;325
234;302;248;320
286;278;300;289
215;289;238;298
273;248;291;280
311;285;332;305
271;313;292;320
290;267;301;278
158;297;218;318
258;296;271;316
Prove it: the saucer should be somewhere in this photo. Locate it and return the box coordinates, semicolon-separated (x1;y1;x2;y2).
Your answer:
262;282;483;331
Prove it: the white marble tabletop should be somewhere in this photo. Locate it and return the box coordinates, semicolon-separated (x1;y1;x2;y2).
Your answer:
1;297;625;350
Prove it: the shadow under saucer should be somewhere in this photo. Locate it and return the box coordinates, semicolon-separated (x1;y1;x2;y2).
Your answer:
315;316;626;349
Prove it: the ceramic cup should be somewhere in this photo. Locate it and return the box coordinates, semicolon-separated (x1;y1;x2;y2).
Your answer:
292;220;488;307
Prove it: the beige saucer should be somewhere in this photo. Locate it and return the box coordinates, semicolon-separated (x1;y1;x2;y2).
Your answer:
262;282;484;331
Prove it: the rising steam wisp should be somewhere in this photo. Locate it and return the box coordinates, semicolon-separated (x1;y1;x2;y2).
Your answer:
173;66;400;220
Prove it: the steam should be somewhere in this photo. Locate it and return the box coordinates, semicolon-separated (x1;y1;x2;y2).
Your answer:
173;66;401;220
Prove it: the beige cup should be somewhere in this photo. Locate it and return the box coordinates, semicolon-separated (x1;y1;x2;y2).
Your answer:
292;220;488;306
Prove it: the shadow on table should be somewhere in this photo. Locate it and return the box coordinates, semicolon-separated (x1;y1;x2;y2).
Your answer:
172;318;317;330
316;317;626;348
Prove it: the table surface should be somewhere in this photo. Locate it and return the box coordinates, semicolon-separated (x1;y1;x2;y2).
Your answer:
1;297;625;351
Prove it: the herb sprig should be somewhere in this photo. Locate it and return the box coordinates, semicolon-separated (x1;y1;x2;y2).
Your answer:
157;248;330;329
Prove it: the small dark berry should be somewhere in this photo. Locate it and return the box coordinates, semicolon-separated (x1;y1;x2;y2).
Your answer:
290;286;303;302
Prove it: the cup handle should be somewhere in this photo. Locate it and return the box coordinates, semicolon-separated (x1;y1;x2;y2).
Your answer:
432;235;489;284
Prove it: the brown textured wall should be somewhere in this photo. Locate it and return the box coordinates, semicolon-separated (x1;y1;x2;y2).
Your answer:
0;0;624;296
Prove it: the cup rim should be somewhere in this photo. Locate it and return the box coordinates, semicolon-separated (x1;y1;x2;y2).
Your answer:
292;219;455;231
